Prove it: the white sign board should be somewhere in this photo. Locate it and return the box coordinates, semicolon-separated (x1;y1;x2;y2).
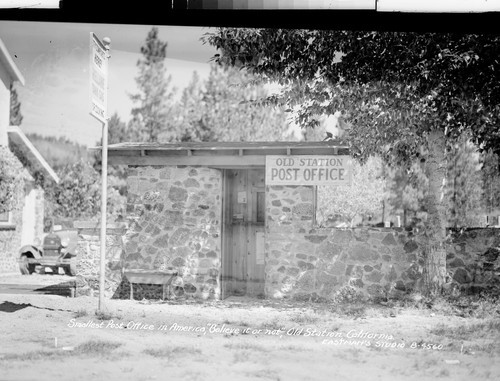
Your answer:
89;33;108;123
266;155;352;186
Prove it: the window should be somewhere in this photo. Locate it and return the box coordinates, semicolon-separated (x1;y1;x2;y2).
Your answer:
0;211;14;228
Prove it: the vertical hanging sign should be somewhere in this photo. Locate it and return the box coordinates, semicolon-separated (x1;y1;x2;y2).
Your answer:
89;32;108;123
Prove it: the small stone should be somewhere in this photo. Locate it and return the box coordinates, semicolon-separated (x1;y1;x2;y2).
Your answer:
382;234;398;246
168;187;188;202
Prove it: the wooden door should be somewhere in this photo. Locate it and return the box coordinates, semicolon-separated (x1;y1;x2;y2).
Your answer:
221;168;265;299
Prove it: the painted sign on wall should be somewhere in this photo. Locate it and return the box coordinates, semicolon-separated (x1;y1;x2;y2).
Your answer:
265;155;352;186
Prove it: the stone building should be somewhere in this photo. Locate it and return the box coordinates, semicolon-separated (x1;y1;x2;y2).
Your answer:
77;141;500;301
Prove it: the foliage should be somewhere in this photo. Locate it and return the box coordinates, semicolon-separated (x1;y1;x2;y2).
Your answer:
129;27;177;142
446;137;484;227
0;146;24;214
93;112;130;195
204;30;500;160
204;29;500;293
317;156;385;227
45;160;101;219
383;159;429;227
172;64;292;142
481;149;500;218
45;160;125;220
25;133;89;171
9;83;23;126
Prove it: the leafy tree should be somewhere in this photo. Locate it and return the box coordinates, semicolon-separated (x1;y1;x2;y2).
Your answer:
383;159;429;227
129;27;177;142
93;112;132;181
204;29;500;294
446;137;484;227
45;160;126;221
317;156;385;227
481;150;500;219
0;146;24;214
9;84;23;126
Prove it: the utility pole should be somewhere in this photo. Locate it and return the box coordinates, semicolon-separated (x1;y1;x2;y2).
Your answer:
89;33;111;312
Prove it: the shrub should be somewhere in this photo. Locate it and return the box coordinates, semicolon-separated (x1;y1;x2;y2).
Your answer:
0;146;24;214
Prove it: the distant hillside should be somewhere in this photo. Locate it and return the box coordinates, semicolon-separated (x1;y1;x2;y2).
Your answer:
25;133;91;170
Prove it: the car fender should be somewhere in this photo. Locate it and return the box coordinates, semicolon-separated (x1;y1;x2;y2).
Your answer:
19;245;42;259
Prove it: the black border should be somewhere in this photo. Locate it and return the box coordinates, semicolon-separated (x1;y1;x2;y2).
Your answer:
0;1;498;33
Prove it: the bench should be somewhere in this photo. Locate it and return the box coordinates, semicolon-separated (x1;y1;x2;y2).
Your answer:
123;269;178;301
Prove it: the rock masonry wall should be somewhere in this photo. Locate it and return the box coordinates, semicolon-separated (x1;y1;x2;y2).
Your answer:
74;179;500;302
266;185;500;301
75;222;126;298
0;184;24;273
123;165;223;300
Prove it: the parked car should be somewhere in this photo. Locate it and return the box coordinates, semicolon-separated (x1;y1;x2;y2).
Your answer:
18;229;78;276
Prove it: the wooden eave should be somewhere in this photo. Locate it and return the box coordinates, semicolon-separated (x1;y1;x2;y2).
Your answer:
7;126;59;184
96;141;350;168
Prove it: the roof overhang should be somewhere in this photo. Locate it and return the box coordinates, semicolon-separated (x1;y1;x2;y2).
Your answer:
96;141;350;168
7;126;59;184
0;39;25;86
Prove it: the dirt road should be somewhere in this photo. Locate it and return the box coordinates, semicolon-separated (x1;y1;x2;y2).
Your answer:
0;280;499;381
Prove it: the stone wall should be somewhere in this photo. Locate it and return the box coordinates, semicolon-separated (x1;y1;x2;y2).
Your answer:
448;228;500;294
0;183;24;273
266;185;500;300
74;221;127;298
124;165;223;300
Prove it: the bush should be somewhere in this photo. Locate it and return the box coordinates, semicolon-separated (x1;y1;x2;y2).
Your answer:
0;146;24;214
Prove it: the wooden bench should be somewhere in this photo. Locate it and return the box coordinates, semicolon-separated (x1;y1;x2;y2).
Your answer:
123;269;178;301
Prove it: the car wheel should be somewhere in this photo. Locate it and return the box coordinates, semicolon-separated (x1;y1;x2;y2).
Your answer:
65;258;77;276
19;255;35;275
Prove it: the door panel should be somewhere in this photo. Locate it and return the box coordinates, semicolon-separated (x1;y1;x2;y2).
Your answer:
221;168;265;299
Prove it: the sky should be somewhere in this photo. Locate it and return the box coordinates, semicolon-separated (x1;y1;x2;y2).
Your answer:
0;21;217;147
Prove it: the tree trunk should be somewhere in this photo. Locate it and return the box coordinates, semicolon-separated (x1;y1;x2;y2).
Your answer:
423;129;448;295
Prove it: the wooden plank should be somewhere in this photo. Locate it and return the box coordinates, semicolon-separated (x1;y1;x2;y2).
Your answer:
105;140;349;151
108;155;266;167
221;169;232;299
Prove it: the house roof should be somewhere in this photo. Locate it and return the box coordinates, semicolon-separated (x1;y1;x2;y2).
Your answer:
0;38;25;85
7;126;59;184
99;141;350;167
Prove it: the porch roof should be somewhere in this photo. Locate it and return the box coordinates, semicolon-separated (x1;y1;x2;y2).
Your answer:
8;126;59;184
102;141;350;167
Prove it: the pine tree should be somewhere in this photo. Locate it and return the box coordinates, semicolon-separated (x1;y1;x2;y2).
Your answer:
129;27;176;142
178;64;290;142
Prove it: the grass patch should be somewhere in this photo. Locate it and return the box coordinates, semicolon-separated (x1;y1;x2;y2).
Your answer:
143;345;202;358
74;309;88;318
259;317;286;331
224;342;269;352
74;339;122;355
393;293;500;319
331;303;367;319
95;310;122;321
1;350;66;361
0;339;123;362
289;310;320;324
431;319;500;340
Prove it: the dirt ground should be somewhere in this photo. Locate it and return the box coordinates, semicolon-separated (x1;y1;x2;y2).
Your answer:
0;274;499;381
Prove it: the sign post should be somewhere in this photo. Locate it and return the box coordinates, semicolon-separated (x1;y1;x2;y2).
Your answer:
90;33;110;312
